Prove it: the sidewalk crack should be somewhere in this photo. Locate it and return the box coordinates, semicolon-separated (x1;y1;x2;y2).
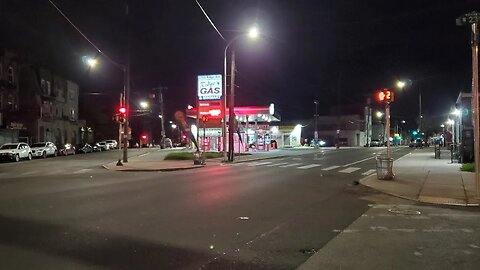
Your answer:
459;172;469;204
417;170;430;199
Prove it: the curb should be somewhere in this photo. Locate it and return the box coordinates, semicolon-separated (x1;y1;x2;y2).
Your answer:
102;164;205;172
359;175;480;207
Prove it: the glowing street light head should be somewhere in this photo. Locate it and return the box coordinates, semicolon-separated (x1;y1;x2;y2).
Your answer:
396;80;406;89
86;58;97;68
248;26;259;39
376;111;384;118
452;108;461;116
140;101;149;109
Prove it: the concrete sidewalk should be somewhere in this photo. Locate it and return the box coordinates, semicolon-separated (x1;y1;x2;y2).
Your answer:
360;148;480;206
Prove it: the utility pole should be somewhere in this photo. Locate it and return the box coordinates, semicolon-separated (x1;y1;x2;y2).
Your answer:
419;89;422;134
155;86;167;148
314;100;319;148
122;3;130;163
457;11;480;198
228;50;236;161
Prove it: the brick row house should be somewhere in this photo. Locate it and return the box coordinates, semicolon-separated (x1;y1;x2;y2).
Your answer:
0;49;89;146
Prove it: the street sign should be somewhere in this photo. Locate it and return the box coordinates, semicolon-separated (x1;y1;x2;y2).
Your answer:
197;74;222;100
456;11;480;26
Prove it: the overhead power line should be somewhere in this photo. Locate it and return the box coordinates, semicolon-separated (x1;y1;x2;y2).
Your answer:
194;0;226;41
47;0;124;68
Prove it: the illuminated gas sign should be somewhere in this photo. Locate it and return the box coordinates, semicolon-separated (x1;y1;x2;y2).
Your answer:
197;74;222;100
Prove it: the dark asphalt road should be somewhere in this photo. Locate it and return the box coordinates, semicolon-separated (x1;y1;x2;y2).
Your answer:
0;147;413;269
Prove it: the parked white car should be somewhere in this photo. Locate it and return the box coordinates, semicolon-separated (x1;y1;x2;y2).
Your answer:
95;141;109;151
105;140;118;149
30;142;58;158
0;142;33;162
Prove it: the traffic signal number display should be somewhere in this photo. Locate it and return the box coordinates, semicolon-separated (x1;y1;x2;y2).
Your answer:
376;89;394;103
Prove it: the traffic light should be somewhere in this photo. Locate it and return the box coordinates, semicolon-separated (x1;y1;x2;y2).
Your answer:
141;134;147;140
117;107;127;123
375;89;394;103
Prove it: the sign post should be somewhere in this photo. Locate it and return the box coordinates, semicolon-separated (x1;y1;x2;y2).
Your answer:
375;89;395;180
457;11;480;198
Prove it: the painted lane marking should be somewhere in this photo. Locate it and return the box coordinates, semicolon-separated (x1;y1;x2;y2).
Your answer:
247;161;272;166
322;166;340;171
342;156;376;167
278;163;303;168
21;171;40;176
297;164;321;169
138;153;151;157
339;167;361;173
362;169;377;175
266;162;289;167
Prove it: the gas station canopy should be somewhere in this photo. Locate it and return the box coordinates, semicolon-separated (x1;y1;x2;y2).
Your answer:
186;104;281;123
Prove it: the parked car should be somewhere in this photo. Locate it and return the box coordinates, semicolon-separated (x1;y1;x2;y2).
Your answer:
58;143;76;155
0;142;32;162
163;138;173;148
105;140;118;149
369;140;382;147
310;139;327;147
30;142;57;158
95;141;109;151
75;143;93;154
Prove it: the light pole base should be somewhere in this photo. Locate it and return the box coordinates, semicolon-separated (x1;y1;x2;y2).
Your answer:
116;160;123;166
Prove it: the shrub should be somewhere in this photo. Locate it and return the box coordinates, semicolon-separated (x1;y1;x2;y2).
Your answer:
460;163;474;172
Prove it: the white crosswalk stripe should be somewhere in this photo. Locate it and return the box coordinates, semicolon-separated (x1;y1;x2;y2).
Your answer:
362;169;377;176
73;169;93;174
339;167;361;173
266;162;290;167
297;164;321;169
279;163;303;168
248;161;272;166
322;166;340;171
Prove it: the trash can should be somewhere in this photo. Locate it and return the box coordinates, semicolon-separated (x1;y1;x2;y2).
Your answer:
376;155;394;180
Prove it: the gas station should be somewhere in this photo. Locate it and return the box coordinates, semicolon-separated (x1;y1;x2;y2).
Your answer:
186;74;303;153
186;103;283;152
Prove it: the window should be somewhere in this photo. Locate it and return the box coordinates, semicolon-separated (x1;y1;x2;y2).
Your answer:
7;66;14;84
46;81;51;95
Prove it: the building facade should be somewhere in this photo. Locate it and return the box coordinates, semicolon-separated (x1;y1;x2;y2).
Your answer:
0;50;21;145
0;49;87;146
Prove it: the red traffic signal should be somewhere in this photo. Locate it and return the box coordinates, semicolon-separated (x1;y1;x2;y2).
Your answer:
118;107;127;114
375;89;394;103
141;135;147;140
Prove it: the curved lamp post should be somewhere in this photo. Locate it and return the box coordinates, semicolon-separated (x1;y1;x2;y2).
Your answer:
223;26;259;162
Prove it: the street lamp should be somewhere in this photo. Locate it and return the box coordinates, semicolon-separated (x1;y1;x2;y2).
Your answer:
84;55;130;165
139;101;149;109
223;26;260;162
396;79;422;133
376;111;383;119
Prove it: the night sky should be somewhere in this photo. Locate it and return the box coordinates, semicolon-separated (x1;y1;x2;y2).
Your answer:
1;0;478;135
